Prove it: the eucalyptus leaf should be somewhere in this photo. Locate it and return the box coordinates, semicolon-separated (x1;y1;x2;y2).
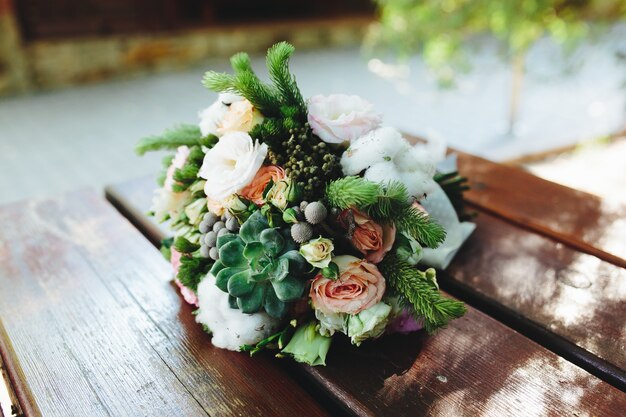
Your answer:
227;270;254;297
239;211;269;243
260;228;285;256
272;274;305;302
219;239;246;267
237;284;265;313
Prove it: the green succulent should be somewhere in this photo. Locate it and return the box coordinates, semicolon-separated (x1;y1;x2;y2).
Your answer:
208;211;308;318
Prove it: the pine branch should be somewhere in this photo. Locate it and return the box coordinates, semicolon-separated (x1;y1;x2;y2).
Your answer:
367;181;411;220
379;254;466;333
135;124;203;156
266;42;307;122
174;236;200;254
325;176;381;209
230;52;253;74
202;71;238;93
395;205;446;248
435;171;473;222
177;255;213;292
235;71;281;116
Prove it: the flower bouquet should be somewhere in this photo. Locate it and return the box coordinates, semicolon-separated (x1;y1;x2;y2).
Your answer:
136;42;475;365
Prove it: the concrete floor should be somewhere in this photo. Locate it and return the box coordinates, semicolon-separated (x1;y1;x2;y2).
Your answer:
0;38;624;205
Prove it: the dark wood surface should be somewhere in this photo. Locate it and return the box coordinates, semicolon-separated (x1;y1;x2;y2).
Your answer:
457;152;626;268
105;177;626;416
0;190;331;417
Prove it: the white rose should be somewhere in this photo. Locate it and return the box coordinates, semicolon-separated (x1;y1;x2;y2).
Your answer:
198;93;244;137
307;94;382;144
199;132;268;202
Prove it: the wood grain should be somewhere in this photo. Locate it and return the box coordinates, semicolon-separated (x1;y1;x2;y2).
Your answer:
445;210;626;388
456;151;626;268
0;190;331;417
106;177;626;416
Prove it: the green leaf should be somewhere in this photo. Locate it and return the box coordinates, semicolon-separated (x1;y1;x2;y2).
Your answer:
227;270;254;297
260;228;285;256
219;239;246;267
173;236;200;254
239;211;269;243
264;289;289;319
272;275;305;302
321;262;339;280
215;266;245;292
237;284;265;313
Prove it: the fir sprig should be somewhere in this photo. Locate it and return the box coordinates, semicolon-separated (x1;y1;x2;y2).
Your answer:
325;176;380;208
435;171;473;222
325;177;446;248
177;255;212;292
395;205;447;248
379;254;466;333
135;124;203;155
266;42;307;122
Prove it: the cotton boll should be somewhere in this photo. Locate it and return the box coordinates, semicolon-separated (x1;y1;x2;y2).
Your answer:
341;127;408;175
195;274;279;351
363;161;402;185
394;146;436;179
400;171;438;198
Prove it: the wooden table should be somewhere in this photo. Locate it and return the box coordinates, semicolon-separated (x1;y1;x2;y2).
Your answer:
1;155;625;416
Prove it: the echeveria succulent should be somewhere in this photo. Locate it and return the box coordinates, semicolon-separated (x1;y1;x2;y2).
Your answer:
209;211;308;318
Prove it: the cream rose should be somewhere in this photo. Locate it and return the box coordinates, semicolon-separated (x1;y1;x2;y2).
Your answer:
310;255;385;315
307;94;382;144
217;99;263;136
300;237;334;268
265;179;291;210
199;132;268;202
198;93;243;137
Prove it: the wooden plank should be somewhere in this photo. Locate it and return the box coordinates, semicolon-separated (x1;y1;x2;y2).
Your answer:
0;190;331;417
105;177;626;415
445;210;626;388
456;151;626;268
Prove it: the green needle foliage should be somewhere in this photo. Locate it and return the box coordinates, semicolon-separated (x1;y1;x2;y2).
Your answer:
394;205;446;249
266;42;307;123
435;171;473;222
202;42;307;122
325;177;446;248
380;254;466;333
135;124;204;155
325;176;380;208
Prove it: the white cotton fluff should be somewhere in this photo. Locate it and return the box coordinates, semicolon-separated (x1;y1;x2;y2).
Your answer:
195;274;280;351
340;126;438;197
341;127;409;175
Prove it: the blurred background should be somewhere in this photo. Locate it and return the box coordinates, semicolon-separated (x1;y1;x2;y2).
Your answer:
0;0;624;205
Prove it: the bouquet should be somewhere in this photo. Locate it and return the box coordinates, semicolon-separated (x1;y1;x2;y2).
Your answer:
136;42;475;365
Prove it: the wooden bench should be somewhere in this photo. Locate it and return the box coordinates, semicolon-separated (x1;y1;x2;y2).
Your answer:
1;154;625;415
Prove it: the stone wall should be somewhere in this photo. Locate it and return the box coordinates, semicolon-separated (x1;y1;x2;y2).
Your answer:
0;7;369;96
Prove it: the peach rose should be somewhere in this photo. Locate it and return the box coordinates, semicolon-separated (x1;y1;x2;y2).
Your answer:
340;209;396;264
240;165;286;205
216;100;263;135
310;255;385;315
